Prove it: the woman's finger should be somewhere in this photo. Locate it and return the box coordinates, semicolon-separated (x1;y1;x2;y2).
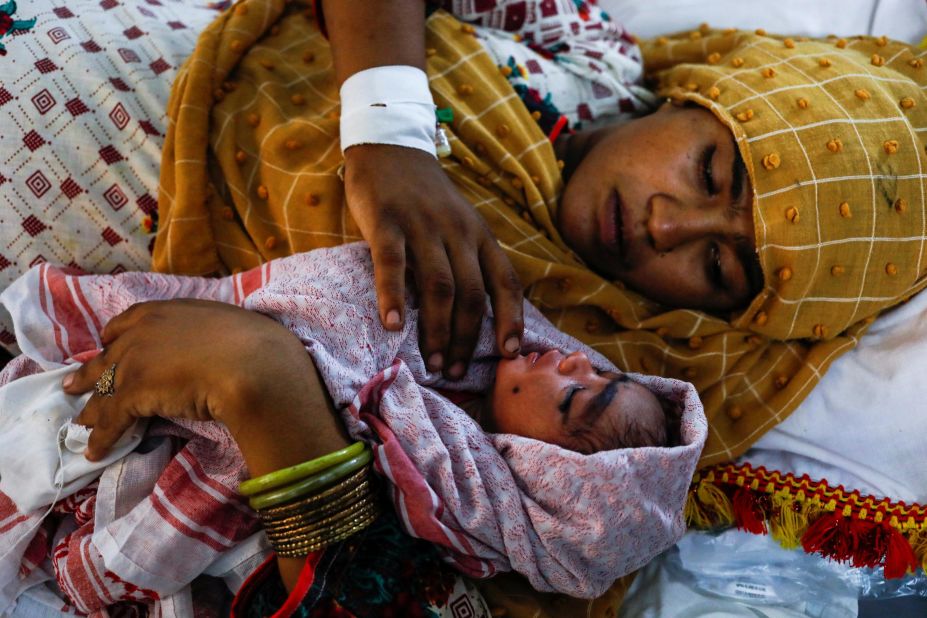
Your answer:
100;302;152;346
411;240;455;374
444;241;487;380
83;397;136;462
480;239;524;357
368;224;408;332
73;392;102;428
79;359;135;461
62;347;118;394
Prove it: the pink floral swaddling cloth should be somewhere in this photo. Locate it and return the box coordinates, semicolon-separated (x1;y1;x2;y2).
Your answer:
0;242;706;609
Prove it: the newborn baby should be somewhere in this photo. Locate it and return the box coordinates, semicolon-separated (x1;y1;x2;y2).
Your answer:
0;243;706;603
463;350;676;454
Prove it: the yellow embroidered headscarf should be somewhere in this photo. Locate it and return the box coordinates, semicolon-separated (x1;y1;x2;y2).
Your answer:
154;0;927;477
644;28;927;342
640;28;927;456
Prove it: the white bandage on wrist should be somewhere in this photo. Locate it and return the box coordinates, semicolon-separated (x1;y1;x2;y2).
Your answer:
339;65;437;158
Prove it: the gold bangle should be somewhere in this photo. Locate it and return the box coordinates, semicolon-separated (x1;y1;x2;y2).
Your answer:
262;485;379;534
269;502;381;548
257;466;370;518
270;507;381;557
274;514;379;557
258;480;371;522
260;491;367;532
269;512;380;555
258;477;373;525
262;493;369;533
262;494;376;538
265;498;380;543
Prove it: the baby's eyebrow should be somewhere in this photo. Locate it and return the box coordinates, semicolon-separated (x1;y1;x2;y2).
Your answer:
579;375;627;427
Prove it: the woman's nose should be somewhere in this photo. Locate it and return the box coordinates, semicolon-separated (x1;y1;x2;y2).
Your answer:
558;351;591;374
647;194;729;253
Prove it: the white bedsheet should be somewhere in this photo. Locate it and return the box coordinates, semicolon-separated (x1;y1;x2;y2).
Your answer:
602;0;927;45
747;286;927;503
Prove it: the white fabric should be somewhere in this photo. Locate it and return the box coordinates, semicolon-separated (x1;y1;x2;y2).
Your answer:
10;586;80;618
872;0;927;44
2;565;62;618
0;365;144;512
0;357;260;614
601;0;926;45
746;288;927;503
339;65;437;157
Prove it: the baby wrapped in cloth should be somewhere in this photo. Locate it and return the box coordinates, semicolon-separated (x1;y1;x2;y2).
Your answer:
0;243;706;614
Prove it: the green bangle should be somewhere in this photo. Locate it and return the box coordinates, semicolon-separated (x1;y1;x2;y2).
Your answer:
239;441;366;497
249;447;373;510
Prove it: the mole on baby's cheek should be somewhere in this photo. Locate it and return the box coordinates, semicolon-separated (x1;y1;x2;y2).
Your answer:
512;386;520;394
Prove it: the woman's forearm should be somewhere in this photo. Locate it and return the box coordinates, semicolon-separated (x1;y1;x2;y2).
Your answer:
222;336;351;592
322;0;426;85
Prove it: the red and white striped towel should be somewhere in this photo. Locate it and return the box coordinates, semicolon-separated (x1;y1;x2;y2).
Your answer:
0;242;706;613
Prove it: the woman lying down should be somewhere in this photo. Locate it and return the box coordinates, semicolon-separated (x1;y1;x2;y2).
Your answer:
0;242;705;616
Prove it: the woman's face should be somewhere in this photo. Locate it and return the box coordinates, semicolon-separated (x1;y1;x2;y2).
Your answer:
489;350;667;454
557;103;762;312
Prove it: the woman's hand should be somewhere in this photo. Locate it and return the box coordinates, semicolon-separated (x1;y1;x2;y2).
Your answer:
321;0;525;377
61;299;348;467
344;144;525;379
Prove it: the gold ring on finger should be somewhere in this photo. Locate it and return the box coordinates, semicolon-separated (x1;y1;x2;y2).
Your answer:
95;363;117;397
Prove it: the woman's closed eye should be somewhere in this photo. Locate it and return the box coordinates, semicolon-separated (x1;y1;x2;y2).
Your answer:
700;145;718;196
706;241;724;290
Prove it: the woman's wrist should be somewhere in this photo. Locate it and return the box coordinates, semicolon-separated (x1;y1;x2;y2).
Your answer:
230;394;350;480
339;66;437;157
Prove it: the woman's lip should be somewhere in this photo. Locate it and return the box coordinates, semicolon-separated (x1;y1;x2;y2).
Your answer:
599;189;624;258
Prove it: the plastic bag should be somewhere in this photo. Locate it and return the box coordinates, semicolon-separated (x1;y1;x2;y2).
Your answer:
621;529;927;617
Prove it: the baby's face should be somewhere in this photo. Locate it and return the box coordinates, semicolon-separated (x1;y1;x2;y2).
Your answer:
489;351;667;454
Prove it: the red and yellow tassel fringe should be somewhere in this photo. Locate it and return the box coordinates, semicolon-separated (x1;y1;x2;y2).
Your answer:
687;463;927;578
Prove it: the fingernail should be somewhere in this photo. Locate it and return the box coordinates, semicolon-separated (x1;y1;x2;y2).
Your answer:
448;362;466;380
385;310;401;329
504;336;520;354
427;353;443;372
62;374;74;388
